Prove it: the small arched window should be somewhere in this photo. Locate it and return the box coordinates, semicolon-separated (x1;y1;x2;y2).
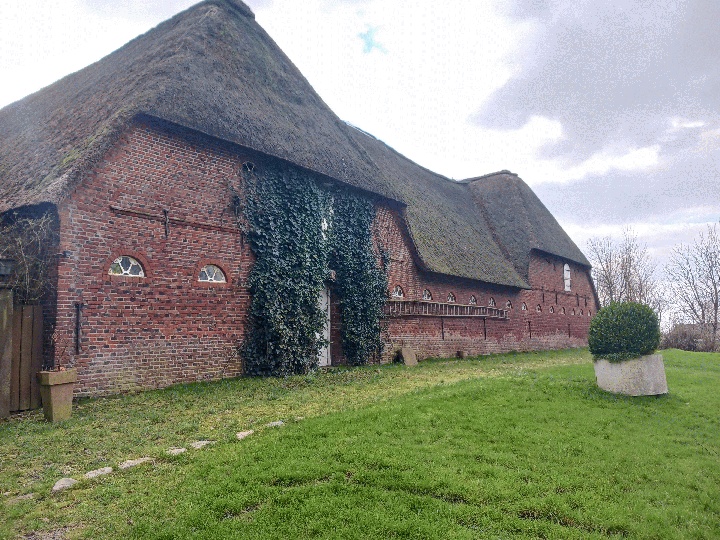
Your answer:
536;304;542;313
564;264;571;291
505;300;512;309
572;308;576;316
469;295;477;305
199;264;227;283
588;310;592;317
392;285;404;299
561;307;566;315
447;292;456;303
580;309;584;316
488;297;496;307
422;289;433;301
549;306;555;314
109;255;145;277
521;302;528;311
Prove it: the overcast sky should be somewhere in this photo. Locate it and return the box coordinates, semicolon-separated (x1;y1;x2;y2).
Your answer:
0;0;718;268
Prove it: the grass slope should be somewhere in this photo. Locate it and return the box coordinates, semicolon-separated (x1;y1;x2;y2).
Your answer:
2;349;719;539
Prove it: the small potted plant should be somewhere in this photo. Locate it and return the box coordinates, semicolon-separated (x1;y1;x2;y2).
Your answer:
37;365;77;422
589;302;667;396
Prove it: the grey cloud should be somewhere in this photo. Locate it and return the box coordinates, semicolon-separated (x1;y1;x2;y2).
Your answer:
534;131;720;226
478;0;720;161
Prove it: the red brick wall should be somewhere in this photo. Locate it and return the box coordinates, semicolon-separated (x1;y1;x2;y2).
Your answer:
55;120;252;396
374;205;598;361
51;117;597;396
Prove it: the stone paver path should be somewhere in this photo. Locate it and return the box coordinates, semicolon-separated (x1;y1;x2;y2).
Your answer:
84;467;112;479
52;478;78;493
47;418;299;495
119;457;153;470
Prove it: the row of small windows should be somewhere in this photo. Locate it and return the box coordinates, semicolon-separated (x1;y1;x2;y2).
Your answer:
392;287;507;309
521;302;590;316
108;256;226;283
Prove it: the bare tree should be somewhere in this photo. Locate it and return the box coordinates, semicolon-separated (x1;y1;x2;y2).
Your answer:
0;212;58;304
587;228;665;316
665;223;720;351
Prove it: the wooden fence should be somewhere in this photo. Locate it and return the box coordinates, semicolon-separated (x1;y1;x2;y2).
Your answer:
0;292;43;417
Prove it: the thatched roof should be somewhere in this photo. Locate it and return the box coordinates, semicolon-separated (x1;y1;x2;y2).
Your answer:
464;171;591;279
0;0;588;287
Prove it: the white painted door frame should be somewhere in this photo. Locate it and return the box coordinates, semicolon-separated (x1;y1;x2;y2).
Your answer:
317;286;331;367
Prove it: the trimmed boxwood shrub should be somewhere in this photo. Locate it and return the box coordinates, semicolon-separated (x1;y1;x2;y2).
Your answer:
588;302;661;362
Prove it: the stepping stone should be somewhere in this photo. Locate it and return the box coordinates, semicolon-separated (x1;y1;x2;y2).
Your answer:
52;478;78;492
167;447;187;455
266;420;284;427
8;493;35;504
236;430;254;440
84;467;112;479
119;457;153;470
294;417;304;421
190;440;214;450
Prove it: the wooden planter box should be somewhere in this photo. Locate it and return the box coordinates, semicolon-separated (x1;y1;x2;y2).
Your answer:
594;354;668;396
37;368;77;422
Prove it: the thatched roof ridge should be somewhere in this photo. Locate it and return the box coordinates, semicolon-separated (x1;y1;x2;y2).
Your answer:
465;171;590;279
0;0;584;287
0;0;399;214
345;126;529;288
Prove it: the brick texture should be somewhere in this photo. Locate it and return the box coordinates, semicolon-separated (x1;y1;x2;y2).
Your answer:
50;118;597;396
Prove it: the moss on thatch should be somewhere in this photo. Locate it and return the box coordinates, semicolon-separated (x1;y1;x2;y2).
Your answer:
0;0;589;287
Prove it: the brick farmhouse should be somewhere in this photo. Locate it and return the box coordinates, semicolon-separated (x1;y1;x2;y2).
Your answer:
0;0;598;397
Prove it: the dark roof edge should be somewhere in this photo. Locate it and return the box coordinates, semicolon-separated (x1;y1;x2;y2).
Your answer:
458;170;518;184
530;247;592;269
344;121;455;184
135;113;405;207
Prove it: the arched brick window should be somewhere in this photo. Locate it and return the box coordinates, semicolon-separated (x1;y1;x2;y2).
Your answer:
422;289;433;301
561;307;566;315
572;308;576;315
447;292;456;303
109;255;145;277
392;285;404;299
488;297;496;307
521;302;528;311
536;304;542;313
469;295;477;305
549;306;555;314
505;300;512;309
579;309;584;316
199;264;227;283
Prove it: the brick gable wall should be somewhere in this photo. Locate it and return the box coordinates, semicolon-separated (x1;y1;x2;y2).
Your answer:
55;121;251;396
51;119;596;396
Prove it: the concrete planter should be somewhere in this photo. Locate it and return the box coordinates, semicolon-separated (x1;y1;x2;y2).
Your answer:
594;354;668;396
37;368;77;422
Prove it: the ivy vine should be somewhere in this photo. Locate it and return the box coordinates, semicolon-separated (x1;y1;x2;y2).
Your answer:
328;194;388;366
241;161;387;376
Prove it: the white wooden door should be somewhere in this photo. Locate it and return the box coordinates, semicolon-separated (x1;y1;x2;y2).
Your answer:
317;287;331;367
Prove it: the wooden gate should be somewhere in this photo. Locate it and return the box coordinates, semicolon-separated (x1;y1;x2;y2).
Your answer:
1;297;43;416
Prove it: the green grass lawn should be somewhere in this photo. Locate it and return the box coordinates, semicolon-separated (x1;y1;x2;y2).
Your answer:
2;349;719;539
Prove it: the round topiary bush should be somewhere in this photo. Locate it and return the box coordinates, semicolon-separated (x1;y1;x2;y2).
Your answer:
588;302;661;362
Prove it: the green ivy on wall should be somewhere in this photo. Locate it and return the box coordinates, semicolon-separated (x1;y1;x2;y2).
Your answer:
328;194;388;366
242;161;387;376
